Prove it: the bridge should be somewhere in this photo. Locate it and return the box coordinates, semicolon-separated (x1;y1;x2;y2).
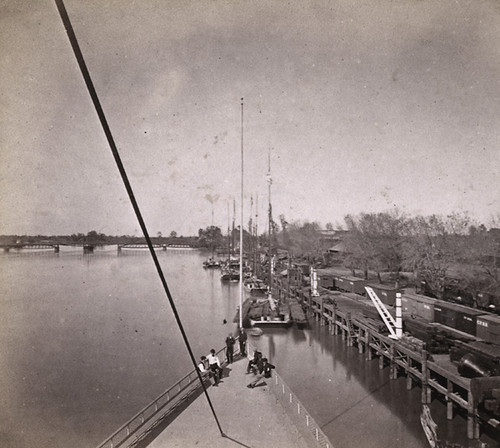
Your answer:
0;243;60;253
1;242;198;254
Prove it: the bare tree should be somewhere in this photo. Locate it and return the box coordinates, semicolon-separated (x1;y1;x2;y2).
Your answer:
343;211;407;280
402;213;472;298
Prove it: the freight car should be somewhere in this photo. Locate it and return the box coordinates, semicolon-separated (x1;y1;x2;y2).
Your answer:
367;283;401;306
434;301;488;336
316;269;336;290
476;314;500;345
334;275;367;295
401;292;437;322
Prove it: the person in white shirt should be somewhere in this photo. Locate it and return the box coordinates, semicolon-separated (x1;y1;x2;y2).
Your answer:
198;355;208;373
206;349;222;385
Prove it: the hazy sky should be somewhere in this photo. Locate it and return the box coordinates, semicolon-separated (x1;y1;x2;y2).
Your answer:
1;0;499;236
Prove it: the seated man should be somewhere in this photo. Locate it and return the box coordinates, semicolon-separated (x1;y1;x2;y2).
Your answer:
247;357;275;389
246;350;262;374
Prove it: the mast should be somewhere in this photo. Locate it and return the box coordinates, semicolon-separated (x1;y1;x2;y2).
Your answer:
239;98;244;329
227;202;230;262
267;149;273;293
232;200;236;257
255;193;259;277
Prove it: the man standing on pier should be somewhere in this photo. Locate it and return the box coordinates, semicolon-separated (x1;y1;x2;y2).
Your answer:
225;333;236;364
238;328;247;356
207;349;222;385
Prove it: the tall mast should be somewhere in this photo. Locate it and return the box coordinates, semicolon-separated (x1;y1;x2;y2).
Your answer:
232;200;236;257
249;195;253;272
267;149;273;291
239;98;244;329
255;194;259;277
227;202;230;261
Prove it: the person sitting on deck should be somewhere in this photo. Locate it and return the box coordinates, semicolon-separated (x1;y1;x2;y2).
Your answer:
246;350;262;374
207;349;223;385
198;355;208;373
247;357;275;389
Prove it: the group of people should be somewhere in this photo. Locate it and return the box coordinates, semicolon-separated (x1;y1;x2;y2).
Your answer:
197;327;275;389
197;328;249;386
245;349;275;388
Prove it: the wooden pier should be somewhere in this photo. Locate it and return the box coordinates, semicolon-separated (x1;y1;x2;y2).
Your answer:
273;278;500;441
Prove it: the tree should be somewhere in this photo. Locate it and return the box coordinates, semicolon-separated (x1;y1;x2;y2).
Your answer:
170;231;177;238
281;220;324;260
402;213;473;298
343;211;407;280
197;226;223;250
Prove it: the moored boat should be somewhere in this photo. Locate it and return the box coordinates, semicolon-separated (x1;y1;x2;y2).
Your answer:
243;277;268;296
220;268;239;282
203;258;220;269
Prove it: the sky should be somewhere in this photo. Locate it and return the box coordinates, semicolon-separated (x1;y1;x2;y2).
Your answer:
1;0;500;237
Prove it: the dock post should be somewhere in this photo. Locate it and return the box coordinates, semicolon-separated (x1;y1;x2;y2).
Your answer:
406;355;413;390
333;309;338;335
467;395;476;439
358;328;364;354
366;329;372;360
346;313;352;347
421;349;430;404
446;379;454;420
389;344;397;379
54;245;59;253
320;298;324;326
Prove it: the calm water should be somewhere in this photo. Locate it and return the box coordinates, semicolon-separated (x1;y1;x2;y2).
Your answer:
0;248;496;448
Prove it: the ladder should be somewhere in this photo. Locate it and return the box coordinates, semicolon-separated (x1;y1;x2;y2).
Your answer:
365;286;401;339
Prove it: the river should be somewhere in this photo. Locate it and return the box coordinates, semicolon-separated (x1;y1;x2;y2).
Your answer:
0;248;496;448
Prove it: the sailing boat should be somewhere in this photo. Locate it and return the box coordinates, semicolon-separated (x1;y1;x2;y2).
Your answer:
238;150;292;327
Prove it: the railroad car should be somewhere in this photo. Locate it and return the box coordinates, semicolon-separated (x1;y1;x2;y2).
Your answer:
476;314;500;345
316;271;336;290
334;275;367;295
401;292;437;322
434;301;488;336
367;283;400;306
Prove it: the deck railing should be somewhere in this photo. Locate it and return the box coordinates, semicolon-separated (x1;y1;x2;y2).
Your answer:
95;346;227;448
267;367;334;448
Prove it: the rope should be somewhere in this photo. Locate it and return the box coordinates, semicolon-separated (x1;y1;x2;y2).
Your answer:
53;0;224;436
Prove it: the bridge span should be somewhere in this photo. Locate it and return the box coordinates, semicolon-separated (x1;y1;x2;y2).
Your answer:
1;243;198;254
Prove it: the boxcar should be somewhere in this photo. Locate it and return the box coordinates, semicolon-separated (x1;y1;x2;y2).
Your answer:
476;314;500;345
334;275;367;295
434;301;488;336
367;283;400;306
317;270;336;290
401;292;437;322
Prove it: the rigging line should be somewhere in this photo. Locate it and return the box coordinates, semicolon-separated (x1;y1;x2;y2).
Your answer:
53;0;224;437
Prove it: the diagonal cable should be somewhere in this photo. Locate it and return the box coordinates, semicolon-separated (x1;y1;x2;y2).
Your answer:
53;0;224;436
